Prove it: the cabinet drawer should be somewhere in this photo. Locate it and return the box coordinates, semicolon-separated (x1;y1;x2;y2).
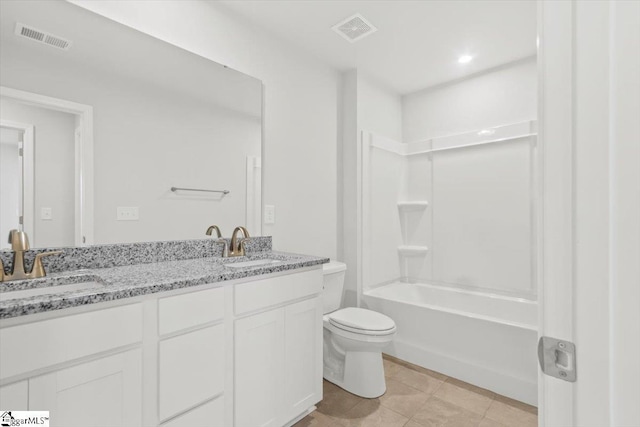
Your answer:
162;396;224;427
235;268;322;315
159;286;224;335
0;304;142;380
159;324;225;421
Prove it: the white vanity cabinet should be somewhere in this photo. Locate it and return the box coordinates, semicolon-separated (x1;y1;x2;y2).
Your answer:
235;269;323;427
0;265;324;427
0;304;144;426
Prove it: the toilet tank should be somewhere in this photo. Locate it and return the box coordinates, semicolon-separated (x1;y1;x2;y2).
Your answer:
322;261;347;314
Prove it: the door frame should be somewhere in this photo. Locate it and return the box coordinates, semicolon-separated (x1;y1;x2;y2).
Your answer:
0;120;34;243
537;1;640;425
536;1;575;424
0;86;94;246
245;156;262;235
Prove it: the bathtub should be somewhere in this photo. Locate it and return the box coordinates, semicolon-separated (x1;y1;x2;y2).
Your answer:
362;281;538;405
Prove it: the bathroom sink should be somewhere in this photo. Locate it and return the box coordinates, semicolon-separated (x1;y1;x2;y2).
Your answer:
225;259;282;269
0;280;105;302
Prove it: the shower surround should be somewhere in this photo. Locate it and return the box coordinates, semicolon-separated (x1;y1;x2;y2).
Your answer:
358;121;538;405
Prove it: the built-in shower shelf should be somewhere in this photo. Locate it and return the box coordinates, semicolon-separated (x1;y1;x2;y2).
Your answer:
397;201;429;211
398;245;429;256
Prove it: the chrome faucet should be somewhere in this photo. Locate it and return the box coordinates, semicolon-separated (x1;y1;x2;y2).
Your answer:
229;226;250;257
1;230;61;282
206;225;229;257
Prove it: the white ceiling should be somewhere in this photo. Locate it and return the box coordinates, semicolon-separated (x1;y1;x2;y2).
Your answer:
218;0;537;94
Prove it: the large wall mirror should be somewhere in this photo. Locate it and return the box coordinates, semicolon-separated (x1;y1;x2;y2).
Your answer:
0;1;263;249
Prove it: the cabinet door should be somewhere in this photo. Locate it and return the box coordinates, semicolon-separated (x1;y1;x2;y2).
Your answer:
284;297;323;420
159;325;225;421
0;380;28;410
235;308;285;427
29;349;142;427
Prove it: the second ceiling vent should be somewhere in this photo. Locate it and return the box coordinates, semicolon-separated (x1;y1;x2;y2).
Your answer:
332;14;377;43
15;23;72;51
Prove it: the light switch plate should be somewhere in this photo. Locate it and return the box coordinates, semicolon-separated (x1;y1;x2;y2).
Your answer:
264;205;275;224
117;207;139;221
41;207;53;220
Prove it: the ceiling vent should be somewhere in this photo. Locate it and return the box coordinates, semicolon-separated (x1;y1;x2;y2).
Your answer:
14;23;72;51
332;14;377;43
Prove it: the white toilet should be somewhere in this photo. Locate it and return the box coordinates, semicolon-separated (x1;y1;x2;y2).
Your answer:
322;261;396;398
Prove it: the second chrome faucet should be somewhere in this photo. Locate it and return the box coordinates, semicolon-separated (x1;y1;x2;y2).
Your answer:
205;225;250;258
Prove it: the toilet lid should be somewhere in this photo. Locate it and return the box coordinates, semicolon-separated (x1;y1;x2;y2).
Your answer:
328;308;396;334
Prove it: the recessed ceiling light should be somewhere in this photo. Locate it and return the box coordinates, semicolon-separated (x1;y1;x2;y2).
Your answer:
477;129;495;136
458;55;473;64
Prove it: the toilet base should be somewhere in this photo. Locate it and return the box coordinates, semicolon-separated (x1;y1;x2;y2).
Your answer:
324;351;387;398
323;327;391;398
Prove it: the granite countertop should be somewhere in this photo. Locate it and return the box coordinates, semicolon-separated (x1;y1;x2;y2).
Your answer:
0;251;329;319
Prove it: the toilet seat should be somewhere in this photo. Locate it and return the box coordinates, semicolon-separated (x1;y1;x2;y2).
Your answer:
328;307;396;336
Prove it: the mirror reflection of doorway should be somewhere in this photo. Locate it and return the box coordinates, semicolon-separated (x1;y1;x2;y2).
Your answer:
0;95;79;248
0;121;33;249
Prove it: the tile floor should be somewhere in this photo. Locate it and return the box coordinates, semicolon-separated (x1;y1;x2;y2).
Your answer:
294;354;537;427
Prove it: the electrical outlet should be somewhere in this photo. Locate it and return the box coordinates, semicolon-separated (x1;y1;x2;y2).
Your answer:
264;205;275;224
117;207;139;221
41;207;53;220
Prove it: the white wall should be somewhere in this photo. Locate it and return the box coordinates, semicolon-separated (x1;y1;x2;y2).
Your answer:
341;72;403;306
0;99;76;248
340;70;358;306
358;76;403;142
402;57;537;143
70;0;339;258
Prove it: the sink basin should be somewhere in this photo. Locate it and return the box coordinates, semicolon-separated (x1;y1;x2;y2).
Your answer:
0;281;105;302
225;259;282;269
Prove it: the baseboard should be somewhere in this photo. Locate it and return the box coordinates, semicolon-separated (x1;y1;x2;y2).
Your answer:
386;338;538;406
